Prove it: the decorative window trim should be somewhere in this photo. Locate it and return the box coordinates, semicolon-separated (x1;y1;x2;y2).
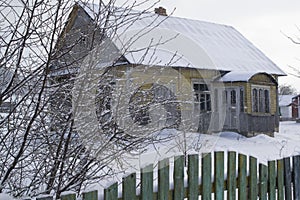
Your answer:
251;85;270;113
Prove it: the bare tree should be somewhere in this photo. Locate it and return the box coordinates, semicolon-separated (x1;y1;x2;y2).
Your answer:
0;0;183;198
279;84;297;95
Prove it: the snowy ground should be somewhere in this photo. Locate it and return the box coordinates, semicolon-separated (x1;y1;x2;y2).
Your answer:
2;121;300;199
93;121;300;197
120;121;300;171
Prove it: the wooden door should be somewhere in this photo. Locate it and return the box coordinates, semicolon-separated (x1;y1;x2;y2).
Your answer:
224;88;240;130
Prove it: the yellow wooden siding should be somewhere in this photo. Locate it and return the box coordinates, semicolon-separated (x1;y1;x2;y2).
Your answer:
248;73;277;115
109;66;279;116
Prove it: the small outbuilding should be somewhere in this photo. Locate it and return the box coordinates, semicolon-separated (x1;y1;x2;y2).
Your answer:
279;95;293;121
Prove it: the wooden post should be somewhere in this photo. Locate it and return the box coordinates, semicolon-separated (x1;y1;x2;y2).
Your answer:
284;157;292;200
214;151;224;200
227;151;236;200
141;164;153;200
277;159;284;200
36;196;53;200
158;158;169;200
202;152;212;200
173;155;184;200
188;154;199;200
259;164;268;200
61;193;76;200
238;154;247;200
249;156;257;200
268;160;276;200
293;155;300;200
123;173;136;200
82;191;98;200
104;183;118;200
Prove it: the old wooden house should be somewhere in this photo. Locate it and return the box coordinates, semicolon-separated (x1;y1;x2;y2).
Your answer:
50;3;286;137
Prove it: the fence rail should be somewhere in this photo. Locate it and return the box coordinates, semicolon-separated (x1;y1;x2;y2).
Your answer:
27;151;300;199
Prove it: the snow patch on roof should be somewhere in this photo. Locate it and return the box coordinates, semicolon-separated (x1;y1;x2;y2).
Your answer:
217;71;267;82
279;95;294;106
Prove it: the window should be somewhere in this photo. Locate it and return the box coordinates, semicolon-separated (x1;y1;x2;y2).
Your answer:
230;90;236;105
240;88;244;112
259;89;264;112
264;90;270;113
252;86;270;113
252;88;258;112
194;83;211;111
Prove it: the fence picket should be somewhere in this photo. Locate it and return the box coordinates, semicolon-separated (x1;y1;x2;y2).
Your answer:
277;159;284;200
141;164;153;200
268;160;276;200
123;173;136;200
238;154;247;200
173;155;184;200
104;182;118;200
158;158;169;200
29;151;300;200
202;153;212;200
227;151;236;200
284;157;292;200
249;156;258;200
293;155;300;200
36;196;53;200
188;154;199;200
61;194;76;200
214;151;224;200
82;191;98;200
259;164;268;200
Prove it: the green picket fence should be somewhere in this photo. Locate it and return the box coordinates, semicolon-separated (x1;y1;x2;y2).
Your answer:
34;151;300;200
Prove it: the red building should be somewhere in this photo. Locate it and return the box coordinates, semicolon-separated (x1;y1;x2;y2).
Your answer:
292;94;300;119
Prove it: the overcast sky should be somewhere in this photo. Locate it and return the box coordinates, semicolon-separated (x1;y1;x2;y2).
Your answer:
155;0;300;92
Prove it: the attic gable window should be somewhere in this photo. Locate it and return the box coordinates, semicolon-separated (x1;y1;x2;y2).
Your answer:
193;83;211;111
252;86;270;113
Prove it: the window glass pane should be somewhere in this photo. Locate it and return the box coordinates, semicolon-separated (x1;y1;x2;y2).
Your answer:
206;94;211;111
253;88;258;112
231;90;236;105
264;90;270;113
193;84;199;91
259;89;265;112
240;88;244;112
193;83;211;112
200;94;205;110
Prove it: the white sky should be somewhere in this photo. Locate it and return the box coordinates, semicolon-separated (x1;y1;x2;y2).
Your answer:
157;0;300;92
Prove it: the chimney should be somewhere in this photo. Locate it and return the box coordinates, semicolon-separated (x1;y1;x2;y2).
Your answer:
154;7;167;16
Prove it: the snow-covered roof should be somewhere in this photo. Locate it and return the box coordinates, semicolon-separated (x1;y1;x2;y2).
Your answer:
217;71;260;82
80;3;286;76
279;95;294;106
